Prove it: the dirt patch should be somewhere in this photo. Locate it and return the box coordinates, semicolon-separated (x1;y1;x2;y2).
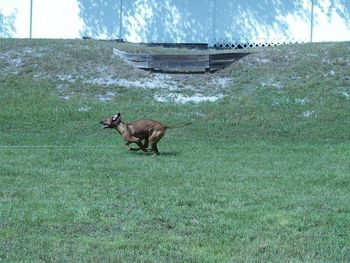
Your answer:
1;40;235;104
154;93;224;104
96;91;116;102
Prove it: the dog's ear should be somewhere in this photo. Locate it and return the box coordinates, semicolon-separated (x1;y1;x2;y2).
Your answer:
113;113;120;121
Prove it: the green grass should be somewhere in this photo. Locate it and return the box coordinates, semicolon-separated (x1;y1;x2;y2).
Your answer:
0;39;349;262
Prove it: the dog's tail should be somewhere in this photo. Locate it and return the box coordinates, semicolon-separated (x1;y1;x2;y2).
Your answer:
165;122;192;129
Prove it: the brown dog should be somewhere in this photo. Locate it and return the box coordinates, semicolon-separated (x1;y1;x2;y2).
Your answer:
100;113;191;155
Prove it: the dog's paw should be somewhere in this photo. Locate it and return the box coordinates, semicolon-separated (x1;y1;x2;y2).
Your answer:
124;145;131;151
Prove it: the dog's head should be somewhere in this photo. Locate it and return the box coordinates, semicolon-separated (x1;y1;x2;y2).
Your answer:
100;113;122;129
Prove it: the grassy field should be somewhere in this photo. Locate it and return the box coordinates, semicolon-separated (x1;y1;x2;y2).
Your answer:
0;39;349;262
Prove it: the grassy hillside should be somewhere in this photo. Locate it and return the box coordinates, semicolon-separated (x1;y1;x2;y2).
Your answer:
0;39;349;262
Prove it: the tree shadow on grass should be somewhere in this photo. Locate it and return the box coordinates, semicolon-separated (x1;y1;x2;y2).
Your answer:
0;11;16;37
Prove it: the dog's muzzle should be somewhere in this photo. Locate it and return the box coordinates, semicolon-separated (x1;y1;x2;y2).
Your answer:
100;121;110;129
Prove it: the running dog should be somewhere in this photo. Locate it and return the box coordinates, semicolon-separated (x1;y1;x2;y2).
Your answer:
100;113;191;155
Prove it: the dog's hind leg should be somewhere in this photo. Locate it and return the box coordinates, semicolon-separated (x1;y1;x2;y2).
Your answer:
149;131;164;155
135;141;149;152
143;137;149;149
151;143;160;156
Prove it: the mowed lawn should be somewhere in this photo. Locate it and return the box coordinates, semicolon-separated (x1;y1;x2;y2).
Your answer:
0;39;350;262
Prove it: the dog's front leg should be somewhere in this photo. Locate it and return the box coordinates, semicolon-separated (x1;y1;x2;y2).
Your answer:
125;141;140;151
122;133;140;143
135;141;149;152
124;141;149;152
122;133;149;152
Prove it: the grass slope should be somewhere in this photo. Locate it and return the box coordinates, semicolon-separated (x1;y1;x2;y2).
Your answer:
0;39;349;262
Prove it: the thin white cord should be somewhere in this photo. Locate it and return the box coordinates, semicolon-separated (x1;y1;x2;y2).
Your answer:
0;145;118;148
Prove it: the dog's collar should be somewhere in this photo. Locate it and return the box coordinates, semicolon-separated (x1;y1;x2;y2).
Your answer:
113;119;122;127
